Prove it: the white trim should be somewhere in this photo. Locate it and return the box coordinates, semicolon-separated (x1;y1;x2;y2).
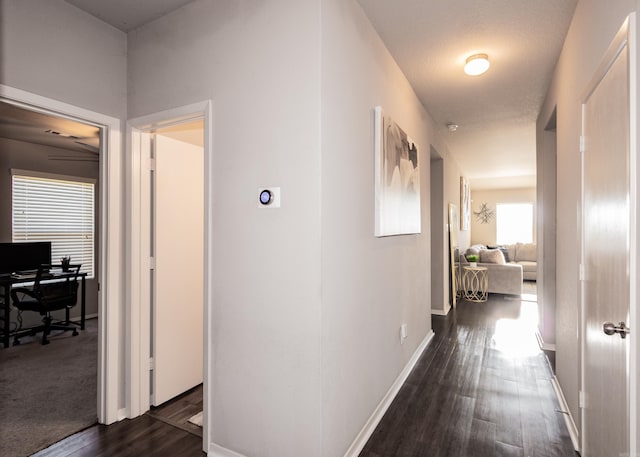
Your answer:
431;305;451;316
0;84;122;425
343;330;436;457
551;376;581;452
535;329;556;352
630;12;639;454
208;442;248;457
127;101;213;453
10;168;97;184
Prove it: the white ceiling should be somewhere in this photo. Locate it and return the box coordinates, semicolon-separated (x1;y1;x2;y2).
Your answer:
65;0;195;32
358;0;577;189
59;0;578;189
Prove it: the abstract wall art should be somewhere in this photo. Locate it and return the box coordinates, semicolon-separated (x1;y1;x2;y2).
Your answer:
374;106;421;237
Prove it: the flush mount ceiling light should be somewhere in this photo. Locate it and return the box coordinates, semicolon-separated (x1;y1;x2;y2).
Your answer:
447;123;459;132
464;53;490;76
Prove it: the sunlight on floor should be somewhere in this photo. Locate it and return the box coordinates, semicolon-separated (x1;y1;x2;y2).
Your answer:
492;301;540;358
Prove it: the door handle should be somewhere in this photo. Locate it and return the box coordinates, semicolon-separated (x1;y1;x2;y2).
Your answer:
603;321;630;339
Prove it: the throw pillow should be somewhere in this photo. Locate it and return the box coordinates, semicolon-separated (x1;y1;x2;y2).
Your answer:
480;249;506;264
497;246;510;262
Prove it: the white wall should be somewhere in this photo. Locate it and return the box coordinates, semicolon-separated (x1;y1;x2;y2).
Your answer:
430;155;446;313
0;0;127;408
320;0;445;454
538;0;637;433
0;0;127;119
127;1;323;455
470;187;536;246
428;146;464;314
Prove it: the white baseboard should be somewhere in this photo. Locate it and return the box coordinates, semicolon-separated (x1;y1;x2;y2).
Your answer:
117;408;128;421
535;329;556;352
550;376;580;452
208;442;248;457
431;304;451;316
343;330;436;457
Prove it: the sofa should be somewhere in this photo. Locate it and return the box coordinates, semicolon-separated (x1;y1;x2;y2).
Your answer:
460;245;523;295
504;243;537;281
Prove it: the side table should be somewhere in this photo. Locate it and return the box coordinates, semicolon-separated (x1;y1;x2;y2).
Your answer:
462;266;488;302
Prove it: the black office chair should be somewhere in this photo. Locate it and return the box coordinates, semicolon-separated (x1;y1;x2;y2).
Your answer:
11;264;81;345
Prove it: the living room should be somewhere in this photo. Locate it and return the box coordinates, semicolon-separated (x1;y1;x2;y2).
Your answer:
462;185;538;295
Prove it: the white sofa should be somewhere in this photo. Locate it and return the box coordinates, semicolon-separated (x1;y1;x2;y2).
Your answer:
505;243;537;281
461;245;524;295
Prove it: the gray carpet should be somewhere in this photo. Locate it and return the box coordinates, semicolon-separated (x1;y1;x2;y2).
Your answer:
0;319;98;457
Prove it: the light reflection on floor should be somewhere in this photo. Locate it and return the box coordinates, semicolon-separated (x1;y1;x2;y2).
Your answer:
491;285;541;358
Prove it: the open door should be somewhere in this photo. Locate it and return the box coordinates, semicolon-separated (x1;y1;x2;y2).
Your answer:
152;132;204;406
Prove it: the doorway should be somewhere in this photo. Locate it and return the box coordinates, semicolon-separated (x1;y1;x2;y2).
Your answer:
0;84;123;450
127;101;213;452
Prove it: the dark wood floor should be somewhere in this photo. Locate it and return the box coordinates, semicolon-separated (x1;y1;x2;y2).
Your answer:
32;293;575;457
32;387;205;457
360;294;577;457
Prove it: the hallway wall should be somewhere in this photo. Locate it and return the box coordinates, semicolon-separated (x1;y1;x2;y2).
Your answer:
538;0;637;435
320;0;446;453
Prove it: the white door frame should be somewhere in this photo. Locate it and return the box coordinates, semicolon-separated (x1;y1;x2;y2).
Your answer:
126;100;213;450
579;13;638;454
0;84;123;424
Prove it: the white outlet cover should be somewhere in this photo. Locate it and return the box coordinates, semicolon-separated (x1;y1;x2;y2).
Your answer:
257;187;281;208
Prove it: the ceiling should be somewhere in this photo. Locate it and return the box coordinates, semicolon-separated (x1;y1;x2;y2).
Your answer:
359;0;577;189
0;102;100;155
65;0;195;32
56;0;578;189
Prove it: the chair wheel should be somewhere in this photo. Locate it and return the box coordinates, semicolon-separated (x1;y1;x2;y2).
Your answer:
72;329;78;336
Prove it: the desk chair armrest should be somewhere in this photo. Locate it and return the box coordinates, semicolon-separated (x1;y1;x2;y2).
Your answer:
11;287;38;302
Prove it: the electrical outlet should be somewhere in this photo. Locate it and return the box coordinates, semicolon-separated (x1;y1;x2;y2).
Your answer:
400;324;408;344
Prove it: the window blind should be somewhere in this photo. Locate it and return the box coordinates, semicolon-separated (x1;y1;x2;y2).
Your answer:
12;174;95;277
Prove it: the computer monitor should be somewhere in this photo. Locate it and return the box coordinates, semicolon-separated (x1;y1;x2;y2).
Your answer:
0;242;52;274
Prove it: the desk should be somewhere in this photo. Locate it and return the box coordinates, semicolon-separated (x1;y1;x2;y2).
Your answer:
0;269;87;348
462;266;488;302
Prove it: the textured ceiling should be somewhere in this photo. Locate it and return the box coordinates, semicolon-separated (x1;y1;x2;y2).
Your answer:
0;102;100;154
65;0;195;32
59;0;577;189
358;0;577;189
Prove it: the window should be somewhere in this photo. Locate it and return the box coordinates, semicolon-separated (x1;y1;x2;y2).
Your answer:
496;203;533;245
12;172;95;277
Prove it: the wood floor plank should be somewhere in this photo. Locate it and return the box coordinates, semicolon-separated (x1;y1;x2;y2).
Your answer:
360;294;577;457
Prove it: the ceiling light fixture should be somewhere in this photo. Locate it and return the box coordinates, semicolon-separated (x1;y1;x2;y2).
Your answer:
464;53;490;76
447;123;459;132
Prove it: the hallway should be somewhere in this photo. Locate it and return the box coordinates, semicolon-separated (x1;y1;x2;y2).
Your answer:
360;293;577;457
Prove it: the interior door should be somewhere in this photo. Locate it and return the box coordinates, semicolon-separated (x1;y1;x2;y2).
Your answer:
581;24;631;456
152;133;204;406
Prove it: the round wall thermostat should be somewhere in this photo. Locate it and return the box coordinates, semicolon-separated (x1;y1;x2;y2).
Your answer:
259;189;273;205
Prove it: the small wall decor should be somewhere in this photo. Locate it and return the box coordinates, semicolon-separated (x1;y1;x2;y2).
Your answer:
460;176;470;230
374;106;421;236
474;202;495;224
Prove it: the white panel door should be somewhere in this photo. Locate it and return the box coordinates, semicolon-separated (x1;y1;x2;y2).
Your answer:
152;134;204;406
582;29;630;456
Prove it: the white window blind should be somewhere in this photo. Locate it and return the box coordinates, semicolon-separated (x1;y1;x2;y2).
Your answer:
12;174;95;277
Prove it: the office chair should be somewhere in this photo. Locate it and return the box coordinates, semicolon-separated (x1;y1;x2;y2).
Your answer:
11;264;81;345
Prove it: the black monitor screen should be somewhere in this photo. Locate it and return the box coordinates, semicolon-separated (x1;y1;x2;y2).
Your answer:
0;242;52;274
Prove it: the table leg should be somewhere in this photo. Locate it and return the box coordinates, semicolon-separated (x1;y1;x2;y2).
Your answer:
3;285;10;348
81;275;86;330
